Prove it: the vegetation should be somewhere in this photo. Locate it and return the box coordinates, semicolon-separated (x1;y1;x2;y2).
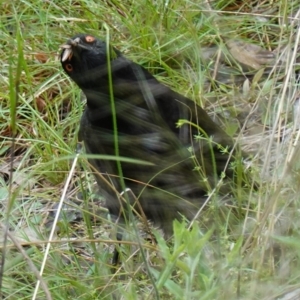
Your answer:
1;0;300;299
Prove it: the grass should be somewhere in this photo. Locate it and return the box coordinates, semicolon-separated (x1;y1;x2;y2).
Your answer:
1;0;300;299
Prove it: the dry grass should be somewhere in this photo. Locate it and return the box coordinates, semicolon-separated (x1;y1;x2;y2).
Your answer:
1;0;300;299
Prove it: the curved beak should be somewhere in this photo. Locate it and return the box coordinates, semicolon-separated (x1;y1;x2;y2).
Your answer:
60;37;89;62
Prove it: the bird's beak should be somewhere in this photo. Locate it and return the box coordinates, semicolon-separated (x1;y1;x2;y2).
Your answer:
60;44;73;62
60;37;89;62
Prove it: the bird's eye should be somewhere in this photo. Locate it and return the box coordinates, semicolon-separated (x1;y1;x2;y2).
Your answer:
65;63;73;72
85;35;95;43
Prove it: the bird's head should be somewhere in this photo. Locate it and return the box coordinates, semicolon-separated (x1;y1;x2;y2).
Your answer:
60;34;120;90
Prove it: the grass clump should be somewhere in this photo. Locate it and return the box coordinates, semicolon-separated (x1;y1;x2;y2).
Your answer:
1;0;300;299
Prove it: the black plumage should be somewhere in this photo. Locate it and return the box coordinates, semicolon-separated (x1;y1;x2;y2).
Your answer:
60;34;248;234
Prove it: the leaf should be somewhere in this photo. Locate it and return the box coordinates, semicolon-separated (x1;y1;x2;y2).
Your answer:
226;39;275;70
150;267;184;298
34;52;49;63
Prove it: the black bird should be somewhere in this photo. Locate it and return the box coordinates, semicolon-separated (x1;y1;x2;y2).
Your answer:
60;34;249;235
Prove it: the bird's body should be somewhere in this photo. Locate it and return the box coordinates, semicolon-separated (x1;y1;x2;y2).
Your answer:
61;34;247;233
